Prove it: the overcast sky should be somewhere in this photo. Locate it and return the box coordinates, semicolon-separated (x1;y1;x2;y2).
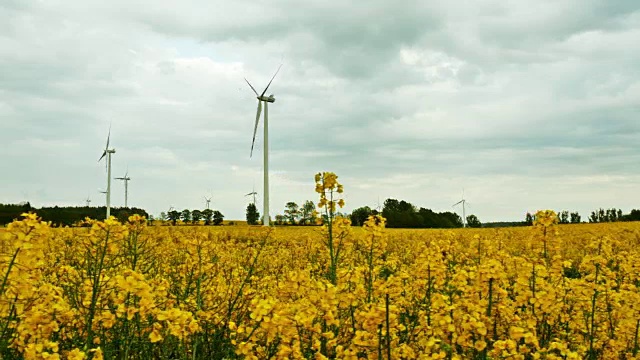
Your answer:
1;1;639;222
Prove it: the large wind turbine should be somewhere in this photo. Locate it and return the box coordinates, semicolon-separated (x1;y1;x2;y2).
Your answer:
115;168;131;208
204;196;212;210
452;189;467;228
244;64;282;227
98;126;115;220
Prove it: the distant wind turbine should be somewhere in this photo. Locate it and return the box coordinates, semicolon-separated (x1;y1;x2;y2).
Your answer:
452;189;468;228
374;196;382;212
85;194;91;207
204;195;212;210
98;125;115;219
244;64;283;226
245;187;258;205
115;168;131;208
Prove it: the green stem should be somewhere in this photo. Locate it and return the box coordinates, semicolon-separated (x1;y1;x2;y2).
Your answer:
385;293;391;360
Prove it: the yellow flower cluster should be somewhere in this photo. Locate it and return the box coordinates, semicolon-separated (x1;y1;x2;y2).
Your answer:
2;194;640;359
315;172;345;212
534;209;558;228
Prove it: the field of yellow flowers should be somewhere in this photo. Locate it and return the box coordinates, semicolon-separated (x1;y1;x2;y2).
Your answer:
2;173;640;359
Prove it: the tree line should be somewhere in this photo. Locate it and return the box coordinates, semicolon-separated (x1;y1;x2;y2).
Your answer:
0;203;148;226
3;201;639;229
159;209;224;226
371;198;479;228
258;198;482;228
245;201;318;225
525;208;640;225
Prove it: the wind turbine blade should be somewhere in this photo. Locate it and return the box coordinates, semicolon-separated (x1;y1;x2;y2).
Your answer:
260;63;282;97
98;150;106;162
244;78;259;96
453;200;463;206
250;101;262;158
105;123;111;150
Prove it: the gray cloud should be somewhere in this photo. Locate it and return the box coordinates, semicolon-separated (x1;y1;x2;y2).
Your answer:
0;1;639;222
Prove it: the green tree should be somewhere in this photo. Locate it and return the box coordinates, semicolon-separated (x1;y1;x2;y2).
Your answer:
191;209;203;224
558;210;569;224
159;212;167;221
284;202;299;224
167;210;180;225
180;209;191;223
300;200;315;225
623;209;640;221
466;214;482;228
350;206;372;226
525;212;534;226
570;212;581;223
212;210;224;225
202;209;213;225
246;203;260;225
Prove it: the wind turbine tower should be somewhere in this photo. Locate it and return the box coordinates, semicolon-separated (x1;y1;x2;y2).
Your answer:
452;190;467;228
98;125;115;220
115;168;131;208
244;64;282;226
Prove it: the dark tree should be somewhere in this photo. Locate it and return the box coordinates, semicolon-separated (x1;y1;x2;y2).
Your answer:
202;209;213;225
284;202;299;225
623;209;640;221
180;209;191;223
167;210;180;225
525;212;534;226
466;214;482;228
349;206;372;226
299;200;315;225
570;212;581;223
246;203;260;225
191;209;203;224
212;210;224;225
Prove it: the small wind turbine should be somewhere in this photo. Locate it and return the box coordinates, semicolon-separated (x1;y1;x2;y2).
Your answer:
85;194;91;207
374;196;382;212
244;64;282;226
452;189;467;228
98;125;115;219
245;187;258;205
115;168;131;208
204;196;212;210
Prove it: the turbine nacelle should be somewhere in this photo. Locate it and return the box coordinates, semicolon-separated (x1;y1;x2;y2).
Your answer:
257;95;275;103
